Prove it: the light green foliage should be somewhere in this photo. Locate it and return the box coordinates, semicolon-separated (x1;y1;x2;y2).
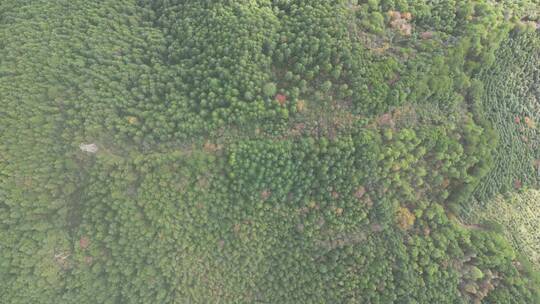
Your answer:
466;190;540;270
263;82;278;96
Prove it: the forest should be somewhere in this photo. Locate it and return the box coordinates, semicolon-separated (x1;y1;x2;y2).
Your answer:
0;0;539;303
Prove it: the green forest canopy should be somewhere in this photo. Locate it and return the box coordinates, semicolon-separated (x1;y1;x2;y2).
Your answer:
1;1;539;303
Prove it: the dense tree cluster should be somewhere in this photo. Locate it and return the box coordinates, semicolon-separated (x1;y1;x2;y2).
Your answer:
1;0;539;303
471;31;540;202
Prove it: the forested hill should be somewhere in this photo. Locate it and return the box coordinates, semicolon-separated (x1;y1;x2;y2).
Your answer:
1;1;539;303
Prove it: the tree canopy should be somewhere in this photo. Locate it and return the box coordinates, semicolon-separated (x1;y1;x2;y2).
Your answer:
1;0;539;303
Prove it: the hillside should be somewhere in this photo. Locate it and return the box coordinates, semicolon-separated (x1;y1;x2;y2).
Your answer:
1;1;539;303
